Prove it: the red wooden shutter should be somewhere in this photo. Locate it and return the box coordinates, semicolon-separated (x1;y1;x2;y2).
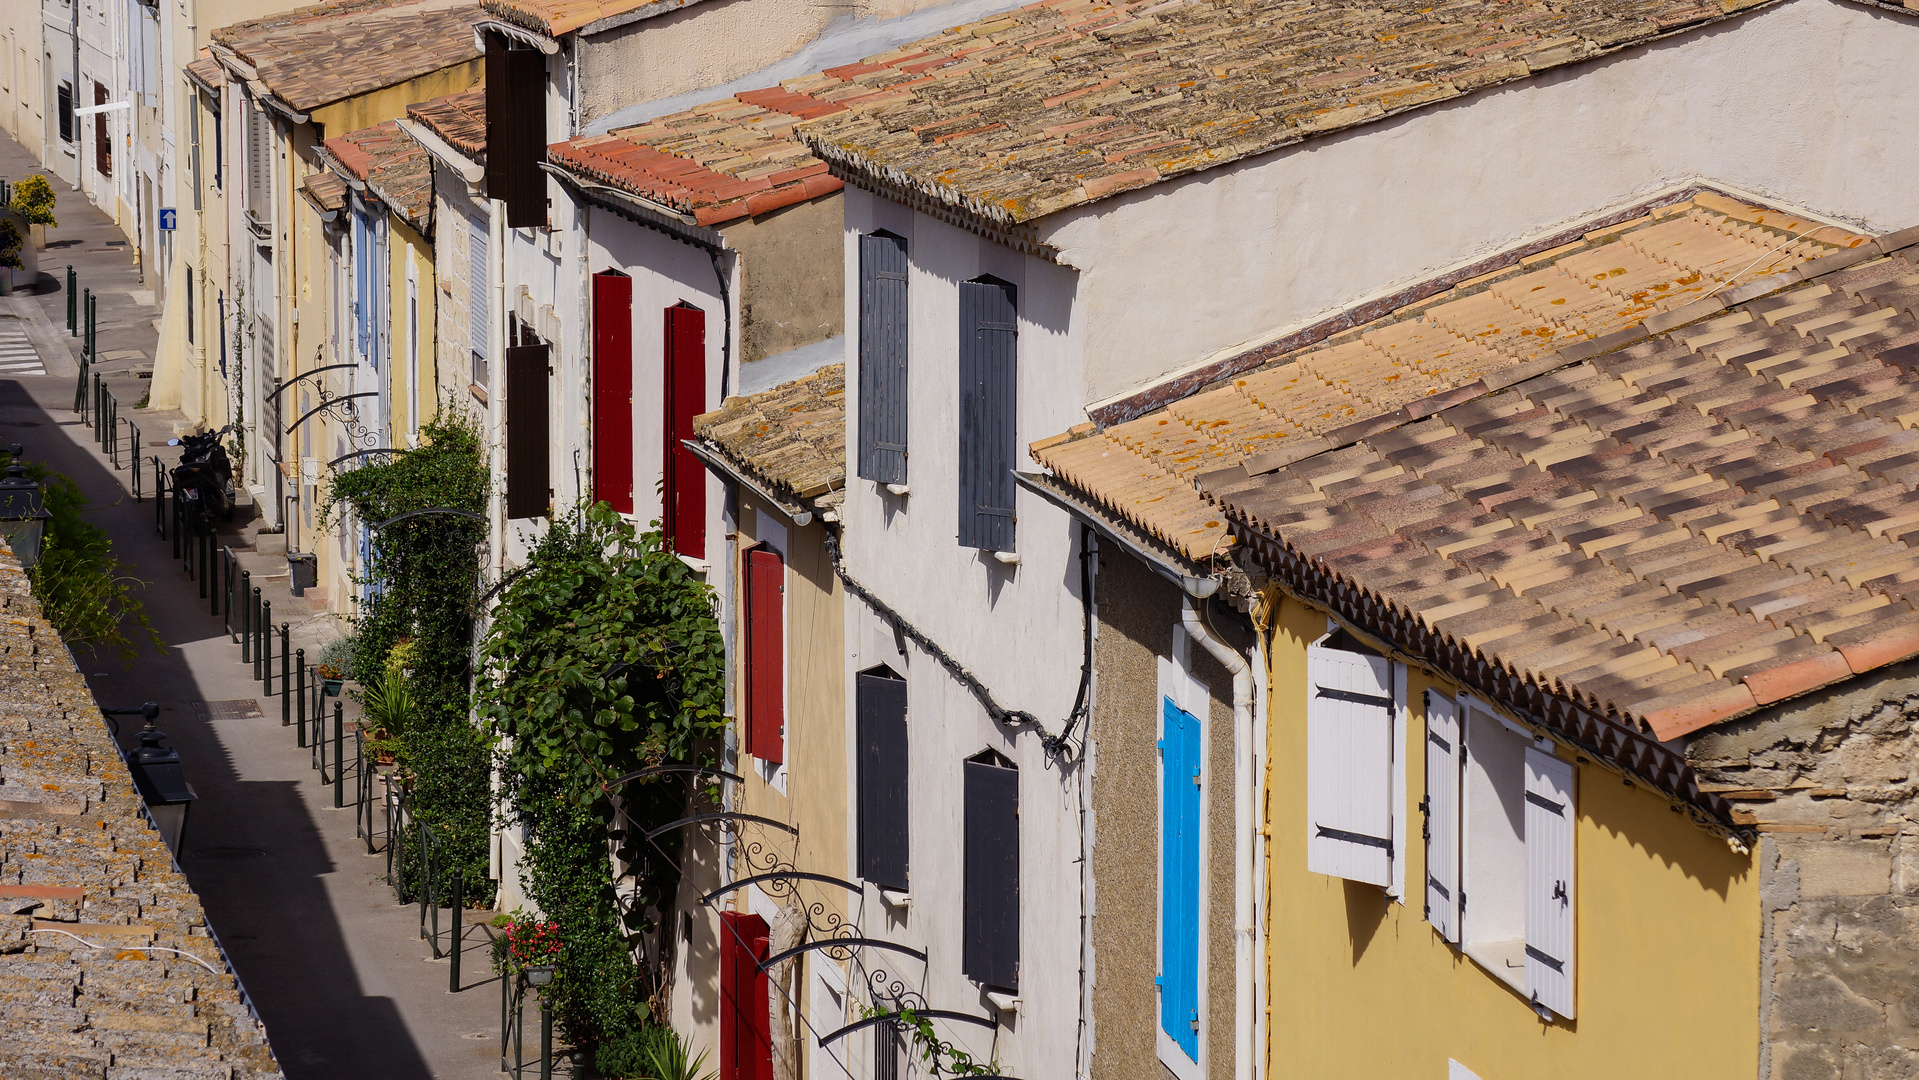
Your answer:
662;303;707;558
720;911;773;1080
743;546;784;763
592;271;633;514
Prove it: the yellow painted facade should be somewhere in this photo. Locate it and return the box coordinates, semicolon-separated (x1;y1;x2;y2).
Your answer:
1262;593;1759;1079
383;215;438;446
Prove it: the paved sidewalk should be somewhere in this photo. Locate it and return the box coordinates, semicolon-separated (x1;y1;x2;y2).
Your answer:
1;137;513;1079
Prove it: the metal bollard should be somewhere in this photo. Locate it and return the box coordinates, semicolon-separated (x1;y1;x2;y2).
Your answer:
198;525;209;599
239;572;252;663
295;650;306;742
449;863;462;993
280;626;290;713
539;994;552;1080
333;702;344;809
66;267;75;334
82;288;91;355
154;462;165;538
257;596;269;681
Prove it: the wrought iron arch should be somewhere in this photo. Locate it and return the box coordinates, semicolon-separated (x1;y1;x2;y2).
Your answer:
643;812;796;842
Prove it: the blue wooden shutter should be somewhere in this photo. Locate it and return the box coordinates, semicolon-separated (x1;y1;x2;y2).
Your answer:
354;203;371;360
963;753;1019;991
858;232;908;484
1159;696;1200;1062
957;278;1016;551
857;668;909;890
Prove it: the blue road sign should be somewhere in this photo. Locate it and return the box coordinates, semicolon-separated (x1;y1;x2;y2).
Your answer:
159;208;176;231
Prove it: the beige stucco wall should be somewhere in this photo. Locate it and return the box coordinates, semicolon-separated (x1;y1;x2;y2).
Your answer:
1087;548;1244;1080
0;11;43;152
716;192;843;365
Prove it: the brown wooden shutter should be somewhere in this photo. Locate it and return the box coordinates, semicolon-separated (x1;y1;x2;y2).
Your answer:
742;545;784;763
93;82;111;177
592;270;633;514
485;37;547;229
505;342;549;518
662;303;706;558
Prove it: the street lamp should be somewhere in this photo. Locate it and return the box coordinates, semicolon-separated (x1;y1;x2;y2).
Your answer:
0;463;50;569
122;710;197;855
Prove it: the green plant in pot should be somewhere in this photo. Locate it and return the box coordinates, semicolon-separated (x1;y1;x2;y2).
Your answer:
315;632;355;695
595;1024;715;1080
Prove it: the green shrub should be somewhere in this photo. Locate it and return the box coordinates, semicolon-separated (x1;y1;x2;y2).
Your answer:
11;175;56;227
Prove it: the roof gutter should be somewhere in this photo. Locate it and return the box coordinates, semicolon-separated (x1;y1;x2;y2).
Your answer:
299;186;341;223
684;439;813;526
313;145;367;192
396;116;484;184
474;19;559;53
1016;470;1218;598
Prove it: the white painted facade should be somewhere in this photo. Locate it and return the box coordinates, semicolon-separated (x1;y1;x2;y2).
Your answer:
1011;0;1919;411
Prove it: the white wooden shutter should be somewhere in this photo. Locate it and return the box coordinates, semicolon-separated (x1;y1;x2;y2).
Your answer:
1305;645;1395;887
1524;747;1575;1018
1423;691;1461;943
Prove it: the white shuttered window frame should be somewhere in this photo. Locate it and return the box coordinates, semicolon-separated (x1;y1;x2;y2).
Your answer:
1423;690;1461;943
1305;643;1397;889
1524;748;1576;1019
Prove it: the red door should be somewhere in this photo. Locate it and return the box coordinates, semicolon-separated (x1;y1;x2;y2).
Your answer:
720;911;772;1080
662;304;706;557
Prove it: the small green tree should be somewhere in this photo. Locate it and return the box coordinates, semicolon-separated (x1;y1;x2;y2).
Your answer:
0;218;21;271
11;174;57;227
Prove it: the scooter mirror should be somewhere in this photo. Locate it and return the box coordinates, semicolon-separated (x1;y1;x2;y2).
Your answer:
167;439;180;446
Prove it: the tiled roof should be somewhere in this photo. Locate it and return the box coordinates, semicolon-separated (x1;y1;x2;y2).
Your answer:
787;0;1778;226
693;364;847;512
184;53;226;92
214;0;483;115
301;171;348;215
408;88;487;161
1035;199;1919;742
548;95;845;226
0;550;283;1080
324;122;435;231
480;0;655;37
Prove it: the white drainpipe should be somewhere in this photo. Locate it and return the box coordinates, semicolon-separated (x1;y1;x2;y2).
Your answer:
1179;593;1255;1080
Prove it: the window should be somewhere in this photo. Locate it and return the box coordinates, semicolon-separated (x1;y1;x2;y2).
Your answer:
1425;695;1577;1019
406;267;420;441
245;96;271;225
1157;641;1203;1076
857;666;908;891
662;302;706;559
591;269;632;513
719;911;773;1080
484;35;547;228
353;201;374;362
957;278;1017;552
185;270;194;345
1304;630;1402;891
470;219;489;390
742;543;784;763
505;329;550;518
92;81;110;177
962;750;1019;992
56;81;72;143
858;231;908;485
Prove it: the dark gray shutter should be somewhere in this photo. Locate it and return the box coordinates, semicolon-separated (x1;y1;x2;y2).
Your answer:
505;342;550;518
857;668;909;891
486;37;548;229
957;279;1016;551
858;232;908;484
963;754;1019;991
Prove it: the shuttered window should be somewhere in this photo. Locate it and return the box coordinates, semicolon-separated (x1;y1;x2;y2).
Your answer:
1158;695;1200;1064
858;232;908;484
57;82;72;143
720;911;773;1080
246;97;271;223
1305;641;1396;888
93;81;111;178
957;278;1016;552
505;341;550;519
484;36;547;229
353;202;373;362
1423;691;1461;944
962;752;1019;991
592;270;633;513
1523;748;1575;1019
856;668;909;891
662;303;706;559
742;545;784;763
469;219;489;385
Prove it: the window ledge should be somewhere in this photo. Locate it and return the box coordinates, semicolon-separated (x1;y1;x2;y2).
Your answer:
1463;937;1527;995
985;991;1019;1015
879;888;909;909
885;483;909;496
991;550;1020;565
676;553;710;575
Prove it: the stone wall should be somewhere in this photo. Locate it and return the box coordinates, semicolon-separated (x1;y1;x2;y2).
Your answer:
1688;659;1919;1080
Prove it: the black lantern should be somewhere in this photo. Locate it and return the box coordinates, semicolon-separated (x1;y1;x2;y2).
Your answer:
0;463;49;569
123;711;196;854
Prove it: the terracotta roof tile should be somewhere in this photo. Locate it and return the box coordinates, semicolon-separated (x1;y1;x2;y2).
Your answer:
323;121;435;231
693;364;846;508
0;548;282;1079
215;0;483;114
301;170;348;215
478;0;659;37
408;88;486;160
1036;196;1911;739
184;53;226;92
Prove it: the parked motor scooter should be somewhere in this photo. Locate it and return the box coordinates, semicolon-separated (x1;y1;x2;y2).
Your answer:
168;426;237;527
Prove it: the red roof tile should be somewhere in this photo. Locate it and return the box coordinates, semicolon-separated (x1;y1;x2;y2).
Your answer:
408;88;486;160
323;121;435;230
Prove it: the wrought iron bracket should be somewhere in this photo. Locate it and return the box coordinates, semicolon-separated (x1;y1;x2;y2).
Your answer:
701;871;862;907
816;1010;997;1048
605;763;744;790
757;937;927;973
328;447;408;469
265;362;359;404
286;392;379;436
643;811;796;842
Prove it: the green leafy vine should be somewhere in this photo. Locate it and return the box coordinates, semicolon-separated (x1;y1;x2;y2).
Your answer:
861;1006;1002;1077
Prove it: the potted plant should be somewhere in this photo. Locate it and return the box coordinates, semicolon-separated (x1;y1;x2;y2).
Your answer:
11;175;56;252
314;633;355;696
